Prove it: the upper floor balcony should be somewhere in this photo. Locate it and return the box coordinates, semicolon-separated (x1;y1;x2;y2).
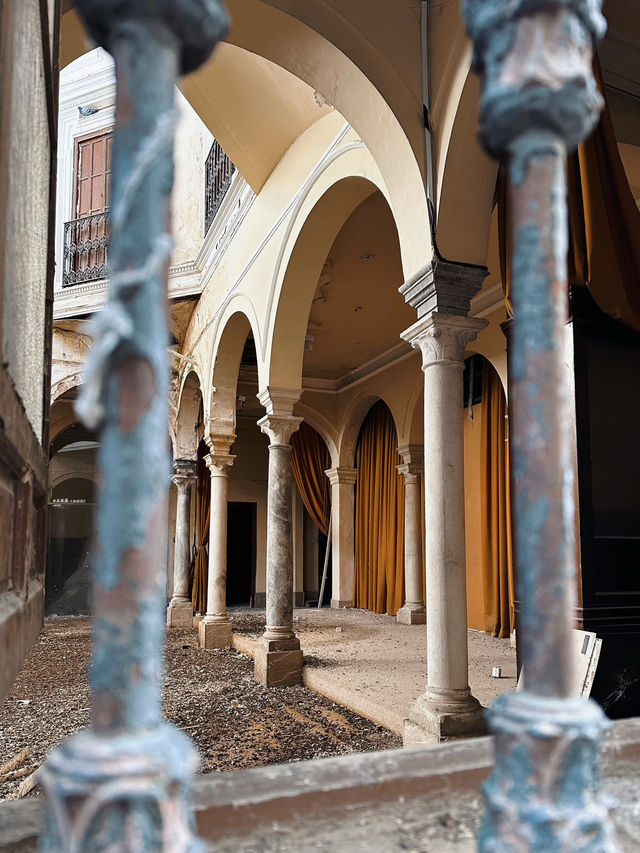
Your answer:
62;211;110;288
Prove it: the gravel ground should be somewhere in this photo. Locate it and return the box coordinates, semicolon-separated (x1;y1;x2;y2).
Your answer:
0;616;400;801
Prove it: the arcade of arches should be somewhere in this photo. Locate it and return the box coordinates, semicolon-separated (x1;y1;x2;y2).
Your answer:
49;0;640;742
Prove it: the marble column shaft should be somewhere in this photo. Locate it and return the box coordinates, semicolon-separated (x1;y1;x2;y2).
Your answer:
396;452;425;625
325;467;357;609
402;311;487;741
167;461;196;628
255;412;303;686
199;443;234;649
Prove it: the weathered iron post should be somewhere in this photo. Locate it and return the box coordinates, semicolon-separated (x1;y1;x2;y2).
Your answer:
461;1;620;851
38;2;228;851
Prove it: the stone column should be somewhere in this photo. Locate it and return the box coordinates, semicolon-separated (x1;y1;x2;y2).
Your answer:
325;467;357;609
198;437;235;649
396;446;425;625
399;260;488;743
255;408;303;687
167;459;197;628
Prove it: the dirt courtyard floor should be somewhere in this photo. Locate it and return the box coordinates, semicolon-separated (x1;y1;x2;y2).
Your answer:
0;608;516;802
0;616;399;801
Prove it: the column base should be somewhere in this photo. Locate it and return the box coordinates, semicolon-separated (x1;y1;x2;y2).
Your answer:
330;599;352;609
198;617;233;650
403;688;486;745
166;598;193;629
396;603;426;625
254;636;303;687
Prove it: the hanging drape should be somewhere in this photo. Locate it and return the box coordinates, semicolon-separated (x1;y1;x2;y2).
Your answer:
190;441;210;615
479;362;514;638
354;402;405;616
499;57;640;330
464;361;514;637
290;422;331;536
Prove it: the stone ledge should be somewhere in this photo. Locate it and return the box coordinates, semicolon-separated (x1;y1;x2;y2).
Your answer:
4;718;638;852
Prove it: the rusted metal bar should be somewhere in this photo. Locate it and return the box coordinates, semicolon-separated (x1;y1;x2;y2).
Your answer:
462;0;620;850
38;2;227;851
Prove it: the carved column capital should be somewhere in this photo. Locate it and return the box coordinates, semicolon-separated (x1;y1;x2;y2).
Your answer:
397;463;421;484
399;259;488;320
325;467;358;487
204;452;235;476
171;458;197;492
258;414;302;447
402;313;488;370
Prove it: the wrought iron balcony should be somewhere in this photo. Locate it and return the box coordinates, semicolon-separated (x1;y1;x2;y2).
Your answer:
62;211;110;287
205;139;234;234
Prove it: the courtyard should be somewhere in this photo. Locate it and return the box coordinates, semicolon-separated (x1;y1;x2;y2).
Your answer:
0;608;516;802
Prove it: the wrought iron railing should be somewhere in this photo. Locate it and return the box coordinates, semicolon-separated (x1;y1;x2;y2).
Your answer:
62;211;110;286
205;139;234;233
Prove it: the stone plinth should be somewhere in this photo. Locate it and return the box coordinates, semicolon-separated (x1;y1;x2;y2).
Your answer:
254;636;303;688
167;598;193;628
396;603;426;626
404;689;486;744
198;616;233;650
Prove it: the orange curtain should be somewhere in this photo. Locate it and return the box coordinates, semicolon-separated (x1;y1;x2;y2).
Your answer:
190;441;210;615
499;58;640;330
480;363;514;638
290;422;331;536
354;402;405;616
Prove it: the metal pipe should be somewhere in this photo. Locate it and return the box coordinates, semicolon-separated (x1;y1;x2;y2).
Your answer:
462;0;620;849
38;2;227;850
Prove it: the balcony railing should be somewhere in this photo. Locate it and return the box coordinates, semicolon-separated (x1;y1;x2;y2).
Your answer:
205;139;234;234
62;211;110;287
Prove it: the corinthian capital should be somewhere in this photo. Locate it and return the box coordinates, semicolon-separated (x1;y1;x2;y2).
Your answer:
401;313;488;369
258;414;302;447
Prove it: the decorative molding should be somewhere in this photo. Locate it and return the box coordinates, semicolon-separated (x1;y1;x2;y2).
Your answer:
401;313;488;368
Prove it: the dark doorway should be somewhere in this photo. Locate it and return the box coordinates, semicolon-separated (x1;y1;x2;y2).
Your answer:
226;502;256;607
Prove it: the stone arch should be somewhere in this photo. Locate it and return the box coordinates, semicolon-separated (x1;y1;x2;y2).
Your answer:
49;472;97;496
338;392;403;469
400;375;425;449
435;70;498;266
174;370;204;461
60;0;431;280
51;372;83;404
208;305;261;437
265;161;395;393
294;402;339;469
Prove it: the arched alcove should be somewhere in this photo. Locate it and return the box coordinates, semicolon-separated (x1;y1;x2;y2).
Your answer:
354;400;405;616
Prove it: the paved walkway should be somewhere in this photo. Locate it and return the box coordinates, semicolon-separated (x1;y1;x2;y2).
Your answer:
232;608;516;736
